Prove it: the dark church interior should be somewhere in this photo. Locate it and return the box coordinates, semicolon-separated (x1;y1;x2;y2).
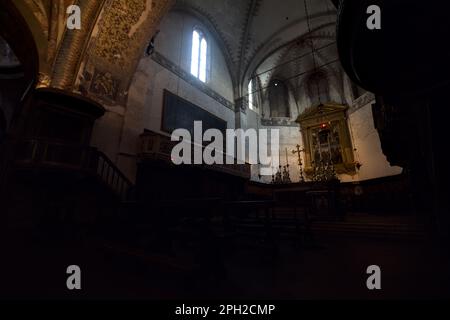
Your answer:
1;0;450;302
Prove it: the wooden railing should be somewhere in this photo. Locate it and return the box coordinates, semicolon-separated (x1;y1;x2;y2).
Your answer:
139;130;252;179
95;151;133;201
13;139;133;201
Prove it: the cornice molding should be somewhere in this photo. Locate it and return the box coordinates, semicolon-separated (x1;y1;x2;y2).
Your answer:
349;92;375;115
151;51;235;111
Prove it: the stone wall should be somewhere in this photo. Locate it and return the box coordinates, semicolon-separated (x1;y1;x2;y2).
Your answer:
246;86;402;184
344;94;403;182
97;10;236;182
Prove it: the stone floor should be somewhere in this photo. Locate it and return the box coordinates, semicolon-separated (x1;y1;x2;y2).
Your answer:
1;212;449;300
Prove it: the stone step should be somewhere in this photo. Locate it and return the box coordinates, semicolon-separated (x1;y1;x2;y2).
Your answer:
310;221;427;239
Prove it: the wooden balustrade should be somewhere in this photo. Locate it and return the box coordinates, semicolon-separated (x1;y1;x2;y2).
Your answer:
96;151;133;201
12;139;133;201
139;130;251;179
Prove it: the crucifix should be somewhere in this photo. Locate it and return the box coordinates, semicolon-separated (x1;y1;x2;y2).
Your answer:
282;148;291;183
292;144;306;183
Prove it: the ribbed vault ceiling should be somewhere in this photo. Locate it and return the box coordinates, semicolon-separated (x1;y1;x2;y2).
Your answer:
175;0;338;89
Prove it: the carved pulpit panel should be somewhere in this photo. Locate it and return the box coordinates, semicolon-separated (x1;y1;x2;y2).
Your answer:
296;103;356;176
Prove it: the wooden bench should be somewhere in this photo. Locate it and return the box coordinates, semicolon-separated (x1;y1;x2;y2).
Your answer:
221;199;313;249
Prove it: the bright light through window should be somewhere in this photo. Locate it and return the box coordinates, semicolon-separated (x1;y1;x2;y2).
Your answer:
191;29;207;82
199;38;207;82
248;79;254;110
191;31;200;78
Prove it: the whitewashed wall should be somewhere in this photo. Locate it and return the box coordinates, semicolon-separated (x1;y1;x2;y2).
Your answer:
246;78;403;183
342;97;403;182
90;10;401;185
91;10;236;182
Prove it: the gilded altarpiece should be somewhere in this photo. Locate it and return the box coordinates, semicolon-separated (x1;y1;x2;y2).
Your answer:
296;103;356;176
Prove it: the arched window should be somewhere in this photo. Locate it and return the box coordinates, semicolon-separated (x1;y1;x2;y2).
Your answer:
269;80;290;118
190;29;207;83
308;72;330;106
248;79;255;110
